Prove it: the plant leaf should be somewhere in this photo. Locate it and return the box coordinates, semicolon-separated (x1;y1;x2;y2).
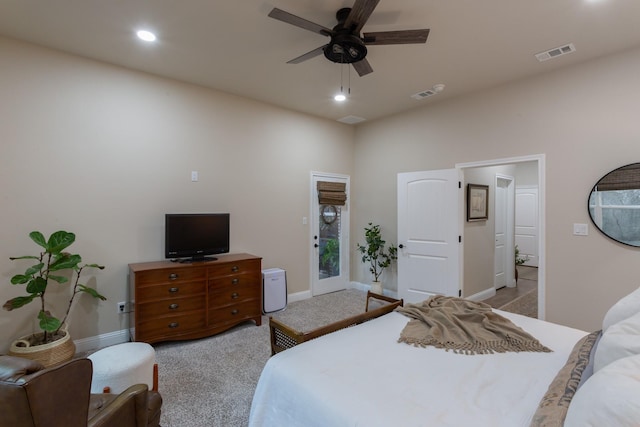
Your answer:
49;253;81;271
26;277;47;294
78;284;107;301
25;263;44;276
29;231;47;249
9;255;40;261
46;231;76;254
10;274;30;285
3;295;36;310
38;311;61;332
47;275;69;284
84;263;106;270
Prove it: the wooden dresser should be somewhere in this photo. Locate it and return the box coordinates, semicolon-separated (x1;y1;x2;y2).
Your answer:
128;253;262;344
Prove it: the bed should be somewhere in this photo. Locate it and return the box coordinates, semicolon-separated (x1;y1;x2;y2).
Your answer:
249;289;640;427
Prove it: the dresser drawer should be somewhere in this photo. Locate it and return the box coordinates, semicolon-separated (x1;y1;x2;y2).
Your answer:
137;312;206;339
208;271;260;290
137;295;205;318
137;281;206;301
209;300;260;324
209;283;260;308
136;267;206;286
207;259;261;278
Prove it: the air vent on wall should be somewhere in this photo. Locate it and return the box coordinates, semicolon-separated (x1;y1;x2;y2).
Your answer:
535;43;576;62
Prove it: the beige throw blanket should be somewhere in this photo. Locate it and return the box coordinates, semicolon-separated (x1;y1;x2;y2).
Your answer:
396;295;552;355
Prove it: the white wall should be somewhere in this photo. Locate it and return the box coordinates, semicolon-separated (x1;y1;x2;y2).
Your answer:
0;37;355;352
353;46;640;332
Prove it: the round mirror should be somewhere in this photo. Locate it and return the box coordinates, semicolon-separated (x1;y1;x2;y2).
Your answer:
588;162;640;247
321;205;337;224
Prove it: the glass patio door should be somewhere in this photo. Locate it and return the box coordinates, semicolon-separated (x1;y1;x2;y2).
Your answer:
311;173;350;296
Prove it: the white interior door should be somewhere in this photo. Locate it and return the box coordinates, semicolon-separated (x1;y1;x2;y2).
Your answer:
311;173;350;296
494;175;515;288
494;180;507;289
397;169;461;304
515;187;538;267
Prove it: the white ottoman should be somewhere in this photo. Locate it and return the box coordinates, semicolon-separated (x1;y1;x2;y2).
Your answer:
88;342;156;394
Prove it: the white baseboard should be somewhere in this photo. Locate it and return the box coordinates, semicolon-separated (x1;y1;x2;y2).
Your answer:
466;287;496;302
350;281;398;299
286;283;399;305
74;329;130;354
287;290;311;303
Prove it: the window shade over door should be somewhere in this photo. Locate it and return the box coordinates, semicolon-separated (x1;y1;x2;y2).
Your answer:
317;181;347;206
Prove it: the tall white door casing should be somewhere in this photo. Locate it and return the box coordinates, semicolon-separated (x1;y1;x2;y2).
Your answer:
494;181;507;289
397;169;462;304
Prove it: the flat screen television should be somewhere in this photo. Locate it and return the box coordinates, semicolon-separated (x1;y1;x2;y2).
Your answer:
165;213;230;262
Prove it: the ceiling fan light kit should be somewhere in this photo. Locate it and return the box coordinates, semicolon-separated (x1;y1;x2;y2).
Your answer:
268;0;430;77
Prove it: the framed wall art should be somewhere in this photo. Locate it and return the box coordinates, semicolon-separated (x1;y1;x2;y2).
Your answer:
467;184;489;221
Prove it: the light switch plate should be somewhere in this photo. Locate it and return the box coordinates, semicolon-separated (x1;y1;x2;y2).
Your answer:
573;223;588;236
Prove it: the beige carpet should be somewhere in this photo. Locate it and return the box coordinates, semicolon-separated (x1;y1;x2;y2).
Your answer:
153;288;369;427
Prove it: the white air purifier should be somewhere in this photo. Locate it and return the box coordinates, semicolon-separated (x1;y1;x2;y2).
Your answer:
262;268;287;314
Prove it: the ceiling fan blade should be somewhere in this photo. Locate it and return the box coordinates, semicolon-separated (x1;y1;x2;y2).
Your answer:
352;58;373;76
363;29;430;45
287;45;327;64
268;8;332;37
344;0;380;34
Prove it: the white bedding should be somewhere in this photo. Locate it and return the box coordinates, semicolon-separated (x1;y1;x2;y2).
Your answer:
249;309;587;427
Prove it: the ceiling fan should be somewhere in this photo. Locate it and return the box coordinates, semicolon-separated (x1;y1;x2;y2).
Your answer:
268;0;430;77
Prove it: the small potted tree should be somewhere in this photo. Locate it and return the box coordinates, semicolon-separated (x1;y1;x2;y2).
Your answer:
356;223;397;294
4;230;105;366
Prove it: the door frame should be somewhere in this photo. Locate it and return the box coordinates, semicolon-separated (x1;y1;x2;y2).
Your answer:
457;154;546;320
495;174;515;289
310;171;351;296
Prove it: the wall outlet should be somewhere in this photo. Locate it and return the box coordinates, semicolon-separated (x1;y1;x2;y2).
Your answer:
117;301;126;313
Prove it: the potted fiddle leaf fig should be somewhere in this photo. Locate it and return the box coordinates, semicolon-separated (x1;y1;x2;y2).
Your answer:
3;230;105;366
356;223;397;294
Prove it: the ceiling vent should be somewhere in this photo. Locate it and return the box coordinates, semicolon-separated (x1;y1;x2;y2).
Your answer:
411;84;445;100
535;43;576;62
412;89;436;100
337;115;366;125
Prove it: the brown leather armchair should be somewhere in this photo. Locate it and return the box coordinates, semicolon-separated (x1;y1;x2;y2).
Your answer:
0;355;162;427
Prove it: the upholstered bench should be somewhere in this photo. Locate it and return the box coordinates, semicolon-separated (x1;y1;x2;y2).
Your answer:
88;342;157;394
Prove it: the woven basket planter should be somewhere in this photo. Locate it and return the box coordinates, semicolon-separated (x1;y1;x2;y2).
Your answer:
8;325;75;368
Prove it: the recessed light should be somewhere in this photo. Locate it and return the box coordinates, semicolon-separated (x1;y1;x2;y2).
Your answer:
136;30;157;42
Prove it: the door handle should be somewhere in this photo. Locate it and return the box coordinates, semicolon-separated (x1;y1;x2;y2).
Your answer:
398;244;404;249
314;243;319;248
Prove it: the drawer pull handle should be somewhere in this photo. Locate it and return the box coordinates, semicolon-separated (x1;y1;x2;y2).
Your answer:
231;278;239;285
168;322;179;328
169;303;179;310
231;266;239;272
231;309;239;315
168;287;179;293
169;273;178;280
231;292;239;299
